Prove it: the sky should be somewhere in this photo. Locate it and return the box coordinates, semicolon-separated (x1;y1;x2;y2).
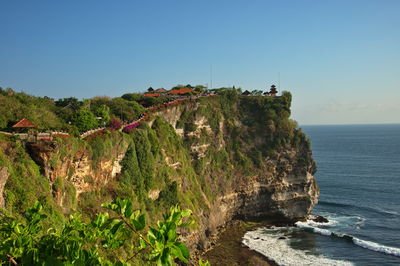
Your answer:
1;0;399;125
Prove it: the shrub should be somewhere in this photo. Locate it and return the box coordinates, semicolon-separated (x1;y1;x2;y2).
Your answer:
72;109;98;133
157;181;178;208
108;118;122;130
0;199;194;265
184;122;197;132
122;122;140;133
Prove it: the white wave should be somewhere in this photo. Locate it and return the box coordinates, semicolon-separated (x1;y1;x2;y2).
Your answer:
296;221;400;258
382;209;400;216
303;218;337;227
242;228;353;266
302;214;366;231
352;237;400;257
296;221;333;236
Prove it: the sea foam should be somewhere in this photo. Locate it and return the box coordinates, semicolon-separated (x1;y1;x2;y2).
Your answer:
296;220;400;257
242;227;353;266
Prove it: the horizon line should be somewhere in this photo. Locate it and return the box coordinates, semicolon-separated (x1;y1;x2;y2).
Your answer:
300;122;400;126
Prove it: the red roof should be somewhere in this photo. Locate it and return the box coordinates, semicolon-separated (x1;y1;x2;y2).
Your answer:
144;93;160;97
167;88;194;95
12;118;37;128
155;88;167;92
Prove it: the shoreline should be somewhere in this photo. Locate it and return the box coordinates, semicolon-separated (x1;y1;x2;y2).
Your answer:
202;220;278;266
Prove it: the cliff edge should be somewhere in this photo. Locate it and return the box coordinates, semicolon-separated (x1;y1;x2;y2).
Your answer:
0;90;318;254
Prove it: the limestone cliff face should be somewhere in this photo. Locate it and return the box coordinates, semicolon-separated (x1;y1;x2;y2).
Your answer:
22;95;318;252
147;96;319;250
26;139;128;207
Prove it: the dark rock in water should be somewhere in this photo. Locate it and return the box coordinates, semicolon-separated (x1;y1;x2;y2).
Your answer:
278;236;287;240
308;214;329;223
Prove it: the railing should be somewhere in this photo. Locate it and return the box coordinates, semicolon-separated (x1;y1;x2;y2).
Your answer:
80;127;105;139
0;131;70;141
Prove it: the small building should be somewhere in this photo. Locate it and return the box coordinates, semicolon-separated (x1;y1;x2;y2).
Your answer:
12;118;37;130
167;88;194;95
155;88;167;93
269;85;278;96
143;93;160;97
241;90;251;96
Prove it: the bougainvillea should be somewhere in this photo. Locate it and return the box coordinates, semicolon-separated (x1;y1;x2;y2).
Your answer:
122;122;140;133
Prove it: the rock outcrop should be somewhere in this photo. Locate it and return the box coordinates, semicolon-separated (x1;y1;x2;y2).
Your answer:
26;138;128;207
15;94;318;252
0;167;9;208
147;96;319;250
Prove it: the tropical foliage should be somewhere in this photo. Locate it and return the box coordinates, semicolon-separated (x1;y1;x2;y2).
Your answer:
0;199;194;265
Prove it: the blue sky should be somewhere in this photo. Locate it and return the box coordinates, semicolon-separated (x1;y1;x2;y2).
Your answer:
1;0;399;125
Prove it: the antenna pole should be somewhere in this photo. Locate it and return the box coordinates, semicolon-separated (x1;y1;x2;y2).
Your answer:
278;72;280;90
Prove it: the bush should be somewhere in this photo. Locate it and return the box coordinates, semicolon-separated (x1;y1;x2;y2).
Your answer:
0;199;194;265
157;181;178;208
119;142;145;199
72;109;98;133
108;118;122;130
184;122;197;132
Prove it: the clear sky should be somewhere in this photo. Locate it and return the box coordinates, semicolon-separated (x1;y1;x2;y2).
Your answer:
1;0;399;125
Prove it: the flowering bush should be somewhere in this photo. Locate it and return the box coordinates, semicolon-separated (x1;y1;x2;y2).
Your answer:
108;119;122;131
122;122;140;133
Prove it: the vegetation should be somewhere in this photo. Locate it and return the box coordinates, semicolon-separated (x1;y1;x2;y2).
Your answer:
0;88;63;130
0;136;64;227
0;86;311;265
0;199;194;265
0;88;145;134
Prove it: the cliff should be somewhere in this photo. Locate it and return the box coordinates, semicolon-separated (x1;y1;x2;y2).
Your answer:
147;93;318;250
0;91;318;255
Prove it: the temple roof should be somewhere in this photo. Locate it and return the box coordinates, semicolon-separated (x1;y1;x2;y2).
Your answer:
12;118;37;128
167;88;194;95
143;93;160;97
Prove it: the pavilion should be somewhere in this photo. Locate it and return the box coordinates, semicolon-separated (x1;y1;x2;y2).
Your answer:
12;118;37;131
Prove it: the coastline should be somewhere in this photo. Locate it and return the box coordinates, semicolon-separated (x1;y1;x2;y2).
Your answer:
202;220;278;266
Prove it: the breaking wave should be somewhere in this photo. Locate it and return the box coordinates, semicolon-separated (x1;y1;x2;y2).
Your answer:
296;221;400;257
242;227;353;266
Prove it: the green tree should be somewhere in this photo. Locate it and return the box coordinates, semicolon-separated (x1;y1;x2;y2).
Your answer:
132;131;155;191
93;104;111;125
120;142;145;199
55;97;82;110
121;93;142;102
72;109;98;132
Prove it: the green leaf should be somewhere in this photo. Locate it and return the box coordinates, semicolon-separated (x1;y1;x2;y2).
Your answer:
166;227;177;242
181;209;192;217
138;214;146;230
175;242;190;262
138;237;147;250
199;259;211;266
131;213;145;231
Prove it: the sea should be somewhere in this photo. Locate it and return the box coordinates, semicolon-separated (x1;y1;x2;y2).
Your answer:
242;124;400;266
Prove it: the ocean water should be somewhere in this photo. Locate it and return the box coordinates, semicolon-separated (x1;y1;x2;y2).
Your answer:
242;124;400;266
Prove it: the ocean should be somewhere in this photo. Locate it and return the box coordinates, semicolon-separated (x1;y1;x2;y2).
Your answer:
242;124;400;266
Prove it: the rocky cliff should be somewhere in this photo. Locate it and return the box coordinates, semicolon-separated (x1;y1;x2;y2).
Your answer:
146;94;318;250
0;91;318;253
